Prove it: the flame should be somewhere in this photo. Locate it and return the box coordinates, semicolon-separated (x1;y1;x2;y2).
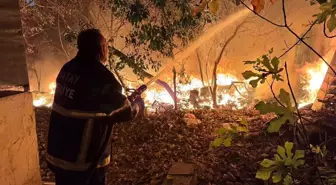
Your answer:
49;82;56;94
33;73;249;109
33;96;47;107
217;74;238;86
299;53;330;108
34;62;331;110
33;82;56;107
143;73;248;109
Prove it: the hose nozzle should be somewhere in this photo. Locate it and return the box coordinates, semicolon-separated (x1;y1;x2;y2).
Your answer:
127;84;147;102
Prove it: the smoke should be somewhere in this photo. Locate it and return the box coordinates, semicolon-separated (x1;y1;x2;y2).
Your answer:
28;53;69;92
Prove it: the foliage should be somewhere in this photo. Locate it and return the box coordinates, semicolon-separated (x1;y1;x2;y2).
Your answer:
310;144;327;160
251;0;277;13
240;50;297;133
20;0;212;78
319;167;336;184
256;142;305;184
242;49;283;88
191;0;238;16
256;89;296;133
108;0;209;76
314;0;336;32
211;119;249;147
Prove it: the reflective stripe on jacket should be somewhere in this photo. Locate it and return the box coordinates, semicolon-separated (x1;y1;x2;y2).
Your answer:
47;55;136;172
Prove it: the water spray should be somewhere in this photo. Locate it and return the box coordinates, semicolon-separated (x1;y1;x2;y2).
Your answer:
129;8;251;97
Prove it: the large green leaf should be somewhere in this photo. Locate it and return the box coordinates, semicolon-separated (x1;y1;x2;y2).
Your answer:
285;142;294;159
274;154;282;162
277;146;286;159
327;13;336;32
271;57;280;72
284;158;293;166
256;168;273;180
242;70;259;79
268;116;287;133
279;89;292;109
223;135;232;147
261;55;273;71
293;159;305;168
255;100;295;132
272;168;284;183
257;143;304;185
283;174;293;185
212;138;223;147
255;101;283;115
249;79;260;88
261;159;276;168
237;126;249;133
217;128;228;135
317;12;330;23
293;150;305;160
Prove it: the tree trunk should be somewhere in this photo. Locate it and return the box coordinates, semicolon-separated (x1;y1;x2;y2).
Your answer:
196;49;205;86
210;21;245;108
212;64;218;108
173;67;178;110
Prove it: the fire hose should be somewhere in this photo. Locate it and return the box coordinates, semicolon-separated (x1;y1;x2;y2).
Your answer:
84;84;147;185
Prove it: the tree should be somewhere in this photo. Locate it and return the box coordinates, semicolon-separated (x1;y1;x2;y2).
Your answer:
197;19;247;108
20;0;217;77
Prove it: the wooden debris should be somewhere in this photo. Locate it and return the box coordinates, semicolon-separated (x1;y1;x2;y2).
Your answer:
162;163;197;185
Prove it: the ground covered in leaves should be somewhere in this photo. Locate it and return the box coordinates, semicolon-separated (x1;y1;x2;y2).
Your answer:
35;107;335;185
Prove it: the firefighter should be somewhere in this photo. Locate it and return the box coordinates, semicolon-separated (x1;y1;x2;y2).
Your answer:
46;29;144;185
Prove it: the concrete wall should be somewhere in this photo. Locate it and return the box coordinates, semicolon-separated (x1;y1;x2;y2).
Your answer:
0;0;29;86
0;92;42;185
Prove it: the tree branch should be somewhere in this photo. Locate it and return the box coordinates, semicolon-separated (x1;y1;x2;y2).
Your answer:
284;62;325;185
57;2;69;60
240;0;336;75
238;0;286;28
266;79;285;107
281;0;336;75
278;20;317;59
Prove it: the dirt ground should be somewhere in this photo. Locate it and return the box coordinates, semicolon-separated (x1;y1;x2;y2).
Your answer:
35;107;335;185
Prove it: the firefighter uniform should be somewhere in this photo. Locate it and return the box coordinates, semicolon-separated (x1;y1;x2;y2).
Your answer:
46;54;140;184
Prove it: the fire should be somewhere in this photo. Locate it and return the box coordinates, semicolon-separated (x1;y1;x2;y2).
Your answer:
143;73;248;109
299;54;330;108
33;82;56;107
33;96;48;107
49;82;56;94
298;49;335;108
217;74;238;86
33;73;249;110
33;60;330;110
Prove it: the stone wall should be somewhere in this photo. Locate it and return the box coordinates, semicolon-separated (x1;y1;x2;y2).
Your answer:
0;92;42;185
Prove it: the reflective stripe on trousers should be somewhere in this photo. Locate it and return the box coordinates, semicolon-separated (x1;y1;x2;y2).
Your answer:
46;153;110;171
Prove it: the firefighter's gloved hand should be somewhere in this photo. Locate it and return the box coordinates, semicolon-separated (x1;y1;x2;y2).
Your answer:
131;97;145;118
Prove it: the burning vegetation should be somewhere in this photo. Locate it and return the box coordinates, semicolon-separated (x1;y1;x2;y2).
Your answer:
33;61;328;111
